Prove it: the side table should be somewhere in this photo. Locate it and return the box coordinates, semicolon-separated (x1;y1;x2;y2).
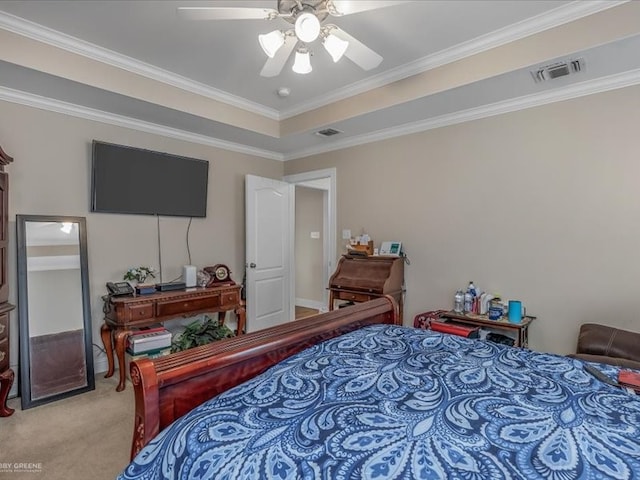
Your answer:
439;311;535;348
101;285;245;392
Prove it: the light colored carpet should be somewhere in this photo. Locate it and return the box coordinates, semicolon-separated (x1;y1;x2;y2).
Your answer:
2;375;133;480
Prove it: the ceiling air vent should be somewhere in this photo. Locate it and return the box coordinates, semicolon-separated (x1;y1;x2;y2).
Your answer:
531;58;584;83
315;128;343;137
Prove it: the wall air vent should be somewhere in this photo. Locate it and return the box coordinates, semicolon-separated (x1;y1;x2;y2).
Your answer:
531;58;585;83
315;128;343;137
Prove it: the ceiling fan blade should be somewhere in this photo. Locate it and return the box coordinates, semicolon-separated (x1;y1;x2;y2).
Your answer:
330;27;382;71
177;7;278;21
260;35;297;77
328;0;414;16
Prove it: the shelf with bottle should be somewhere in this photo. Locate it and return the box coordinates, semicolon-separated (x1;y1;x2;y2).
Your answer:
440;311;535;348
453;282;507;318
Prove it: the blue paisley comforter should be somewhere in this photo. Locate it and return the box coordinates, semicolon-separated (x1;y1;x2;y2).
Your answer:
118;325;640;480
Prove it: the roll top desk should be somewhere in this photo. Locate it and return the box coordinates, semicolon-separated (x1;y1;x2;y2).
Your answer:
328;255;404;321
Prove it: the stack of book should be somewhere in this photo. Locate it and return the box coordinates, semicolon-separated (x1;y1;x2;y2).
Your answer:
125;326;172;379
127;326;172;354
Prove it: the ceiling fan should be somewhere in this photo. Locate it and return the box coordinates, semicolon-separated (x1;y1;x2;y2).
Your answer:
177;1;411;77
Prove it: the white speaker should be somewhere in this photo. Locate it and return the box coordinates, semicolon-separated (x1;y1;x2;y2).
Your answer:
183;265;197;288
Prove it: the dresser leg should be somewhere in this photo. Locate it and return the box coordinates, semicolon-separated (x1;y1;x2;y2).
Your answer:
101;322;115;378
114;329;130;392
0;368;15;417
235;302;246;335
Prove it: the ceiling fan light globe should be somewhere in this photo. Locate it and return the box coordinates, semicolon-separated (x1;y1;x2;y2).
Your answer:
258;30;285;58
292;50;312;74
295;12;321;43
323;34;349;62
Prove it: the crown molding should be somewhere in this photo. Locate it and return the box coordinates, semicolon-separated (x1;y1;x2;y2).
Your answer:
280;0;628;119
284;67;640;160
0;2;626;124
0;86;284;161
0;11;280;121
2;67;638;164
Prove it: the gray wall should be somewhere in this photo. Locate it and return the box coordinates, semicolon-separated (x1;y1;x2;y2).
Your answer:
295;186;324;306
285;83;640;355
4;81;640;371
27;269;83;337
1;100;284;379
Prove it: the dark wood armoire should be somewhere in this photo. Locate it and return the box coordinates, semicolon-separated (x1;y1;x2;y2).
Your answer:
0;144;15;417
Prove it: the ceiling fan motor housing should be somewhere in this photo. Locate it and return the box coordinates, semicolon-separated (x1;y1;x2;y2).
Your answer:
177;0;385;77
278;0;329;24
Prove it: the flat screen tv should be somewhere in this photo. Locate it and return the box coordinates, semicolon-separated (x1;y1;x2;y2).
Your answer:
91;141;209;217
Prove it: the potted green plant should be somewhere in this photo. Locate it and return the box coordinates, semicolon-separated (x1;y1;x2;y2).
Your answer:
123;266;156;285
171;316;234;353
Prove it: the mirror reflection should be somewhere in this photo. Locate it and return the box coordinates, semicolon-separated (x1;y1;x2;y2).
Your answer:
17;215;94;409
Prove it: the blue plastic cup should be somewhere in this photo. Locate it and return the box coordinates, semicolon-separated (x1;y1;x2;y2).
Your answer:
508;300;523;323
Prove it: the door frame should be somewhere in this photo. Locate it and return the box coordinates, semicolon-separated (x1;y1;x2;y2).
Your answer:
284;168;336;310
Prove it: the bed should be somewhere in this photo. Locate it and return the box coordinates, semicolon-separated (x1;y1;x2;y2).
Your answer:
119;297;640;479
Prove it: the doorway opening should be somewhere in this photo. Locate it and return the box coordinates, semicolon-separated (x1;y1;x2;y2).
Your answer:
284;168;336;313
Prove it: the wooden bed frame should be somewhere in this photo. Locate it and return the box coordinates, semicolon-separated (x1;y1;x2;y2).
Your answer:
129;296;400;459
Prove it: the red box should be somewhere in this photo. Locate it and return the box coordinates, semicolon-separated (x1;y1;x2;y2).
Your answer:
618;370;640;392
430;321;479;338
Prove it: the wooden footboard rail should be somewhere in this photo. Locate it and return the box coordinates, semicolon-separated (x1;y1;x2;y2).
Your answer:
129;296;400;459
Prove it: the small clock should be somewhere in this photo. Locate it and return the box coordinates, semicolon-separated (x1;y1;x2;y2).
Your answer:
204;264;234;286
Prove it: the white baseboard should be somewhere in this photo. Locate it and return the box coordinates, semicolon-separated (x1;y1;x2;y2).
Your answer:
93;356;110;375
295;298;326;312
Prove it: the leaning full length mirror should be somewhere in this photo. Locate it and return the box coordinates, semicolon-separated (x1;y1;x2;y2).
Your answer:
17;215;94;409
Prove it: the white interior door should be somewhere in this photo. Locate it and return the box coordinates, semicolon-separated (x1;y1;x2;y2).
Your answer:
245;174;294;333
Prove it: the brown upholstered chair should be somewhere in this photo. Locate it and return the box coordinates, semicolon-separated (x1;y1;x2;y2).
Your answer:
569;323;640;369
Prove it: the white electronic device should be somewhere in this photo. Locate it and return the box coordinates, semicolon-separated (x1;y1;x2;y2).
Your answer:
379;241;403;256
183;265;197;288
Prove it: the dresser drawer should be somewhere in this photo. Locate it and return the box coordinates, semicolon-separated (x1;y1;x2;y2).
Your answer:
157;295;220;317
220;290;239;307
333;290;373;303
125;303;155;322
0;337;8;372
0;312;8;341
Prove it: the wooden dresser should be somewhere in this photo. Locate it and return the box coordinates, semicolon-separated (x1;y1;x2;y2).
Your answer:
101;284;245;392
328;255;404;321
0;145;15;417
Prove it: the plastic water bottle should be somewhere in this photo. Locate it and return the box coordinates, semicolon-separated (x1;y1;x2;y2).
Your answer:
467;281;477;297
465;282;477;314
464;291;473;313
454;290;464;313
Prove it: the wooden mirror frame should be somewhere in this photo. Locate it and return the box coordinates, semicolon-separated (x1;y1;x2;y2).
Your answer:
16;214;95;409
